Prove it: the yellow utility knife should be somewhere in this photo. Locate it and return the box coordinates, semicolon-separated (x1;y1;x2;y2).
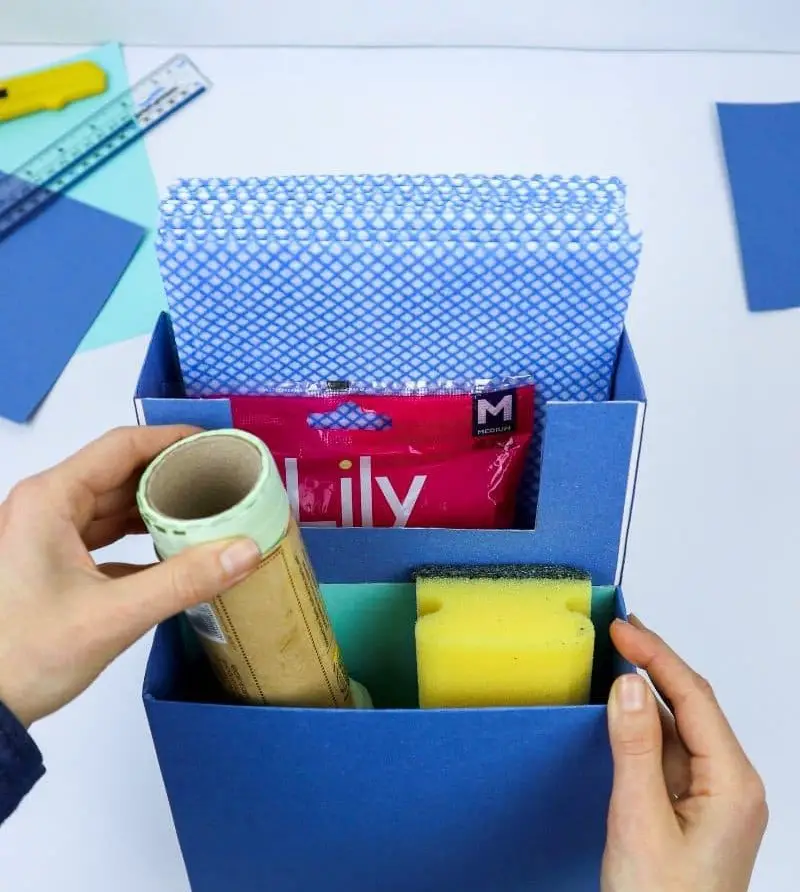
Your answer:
0;60;107;123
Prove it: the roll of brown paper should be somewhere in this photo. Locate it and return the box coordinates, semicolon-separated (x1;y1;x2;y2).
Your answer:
137;429;370;709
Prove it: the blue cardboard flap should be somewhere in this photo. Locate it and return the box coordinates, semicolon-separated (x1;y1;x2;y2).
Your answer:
142;584;633;892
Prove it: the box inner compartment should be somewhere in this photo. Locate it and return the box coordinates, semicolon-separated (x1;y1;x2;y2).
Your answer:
166;583;622;709
136;316;645;534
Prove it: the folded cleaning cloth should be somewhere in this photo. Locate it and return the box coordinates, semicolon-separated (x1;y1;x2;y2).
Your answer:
157;174;642;523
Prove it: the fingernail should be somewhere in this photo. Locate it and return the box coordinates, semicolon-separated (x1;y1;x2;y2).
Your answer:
627;613;646;630
617;674;647;712
220;538;261;579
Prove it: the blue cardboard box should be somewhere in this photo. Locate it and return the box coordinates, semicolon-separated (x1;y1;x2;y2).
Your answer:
135;312;645;892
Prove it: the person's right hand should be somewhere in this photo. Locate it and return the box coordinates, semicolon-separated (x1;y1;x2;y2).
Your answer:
602;616;768;892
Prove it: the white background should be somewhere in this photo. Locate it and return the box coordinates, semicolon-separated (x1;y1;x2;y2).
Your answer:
0;42;799;891
3;1;800;52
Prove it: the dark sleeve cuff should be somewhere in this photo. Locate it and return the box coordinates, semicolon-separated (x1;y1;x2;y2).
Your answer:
0;700;45;824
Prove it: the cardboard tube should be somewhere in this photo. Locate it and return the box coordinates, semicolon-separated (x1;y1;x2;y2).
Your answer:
137;429;371;709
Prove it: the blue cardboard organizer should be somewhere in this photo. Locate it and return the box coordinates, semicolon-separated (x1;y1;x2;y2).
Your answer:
135;311;645;892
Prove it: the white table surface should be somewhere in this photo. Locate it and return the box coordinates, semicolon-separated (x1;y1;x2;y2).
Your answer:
6;0;800;52
0;44;798;891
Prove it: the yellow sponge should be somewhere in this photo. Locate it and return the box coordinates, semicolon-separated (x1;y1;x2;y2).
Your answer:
414;565;595;709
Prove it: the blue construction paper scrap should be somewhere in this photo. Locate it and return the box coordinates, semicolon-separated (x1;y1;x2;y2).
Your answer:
0;181;144;422
718;101;800;312
0;43;166;349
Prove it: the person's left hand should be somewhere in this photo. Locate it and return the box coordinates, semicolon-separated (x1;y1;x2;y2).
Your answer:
0;426;262;728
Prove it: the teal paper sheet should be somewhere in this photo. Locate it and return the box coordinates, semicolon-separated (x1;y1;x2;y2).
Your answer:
0;42;166;351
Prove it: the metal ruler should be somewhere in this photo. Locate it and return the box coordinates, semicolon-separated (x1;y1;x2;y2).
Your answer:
0;54;210;241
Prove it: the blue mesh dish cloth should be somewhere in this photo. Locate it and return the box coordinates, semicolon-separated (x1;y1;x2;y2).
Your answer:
158;234;637;395
157;174;642;524
161;174;629;243
160;201;630;244
165;174;628;211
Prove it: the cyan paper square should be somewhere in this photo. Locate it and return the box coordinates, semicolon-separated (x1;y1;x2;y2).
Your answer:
0;43;165;350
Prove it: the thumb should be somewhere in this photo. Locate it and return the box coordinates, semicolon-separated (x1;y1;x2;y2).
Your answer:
104;537;262;641
607;673;674;832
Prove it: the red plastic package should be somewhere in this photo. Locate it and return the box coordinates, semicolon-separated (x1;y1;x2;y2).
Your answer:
229;383;534;529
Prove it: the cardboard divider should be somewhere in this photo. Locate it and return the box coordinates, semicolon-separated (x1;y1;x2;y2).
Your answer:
142;588;633;892
148;583;621;710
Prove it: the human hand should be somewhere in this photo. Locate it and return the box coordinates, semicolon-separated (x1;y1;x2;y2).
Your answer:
0;426;261;729
602;616;768;892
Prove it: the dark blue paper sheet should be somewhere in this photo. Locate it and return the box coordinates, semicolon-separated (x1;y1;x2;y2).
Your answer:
0;184;144;422
718;101;800;312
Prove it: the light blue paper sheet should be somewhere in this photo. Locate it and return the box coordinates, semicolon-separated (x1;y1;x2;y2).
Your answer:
0;42;166;351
